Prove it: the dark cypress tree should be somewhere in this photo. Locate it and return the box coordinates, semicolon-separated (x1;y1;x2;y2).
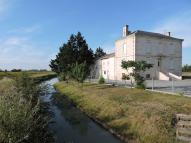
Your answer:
94;47;106;59
49;32;94;74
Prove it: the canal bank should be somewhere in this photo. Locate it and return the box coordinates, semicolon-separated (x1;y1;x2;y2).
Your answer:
41;78;123;143
54;81;191;143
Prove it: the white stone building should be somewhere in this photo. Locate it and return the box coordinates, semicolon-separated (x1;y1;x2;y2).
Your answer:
91;25;183;81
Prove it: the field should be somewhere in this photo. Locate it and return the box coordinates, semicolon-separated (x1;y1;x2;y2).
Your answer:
182;72;191;79
54;82;191;143
0;71;56;82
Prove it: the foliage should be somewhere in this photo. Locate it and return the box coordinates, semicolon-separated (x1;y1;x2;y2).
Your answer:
121;60;152;89
71;62;88;83
58;72;67;81
182;64;191;72
54;82;191;143
94;47;106;59
98;75;105;84
0;74;53;143
121;73;130;80
49;32;94;75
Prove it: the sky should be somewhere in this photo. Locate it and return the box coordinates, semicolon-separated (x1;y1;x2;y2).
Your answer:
0;0;191;70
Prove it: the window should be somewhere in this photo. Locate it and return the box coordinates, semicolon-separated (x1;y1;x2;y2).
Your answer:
158;60;160;67
123;44;127;55
146;74;150;79
146;57;152;64
146;47;151;54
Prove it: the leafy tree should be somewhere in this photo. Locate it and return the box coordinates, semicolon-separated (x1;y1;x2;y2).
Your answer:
71;62;88;83
122;73;130;87
121;60;152;89
94;47;106;59
49;32;94;77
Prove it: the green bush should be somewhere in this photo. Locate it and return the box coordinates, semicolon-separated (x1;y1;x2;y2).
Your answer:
98;76;105;84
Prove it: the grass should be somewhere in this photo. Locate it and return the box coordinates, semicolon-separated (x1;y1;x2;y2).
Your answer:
182;72;191;79
0;71;56;82
54;82;191;143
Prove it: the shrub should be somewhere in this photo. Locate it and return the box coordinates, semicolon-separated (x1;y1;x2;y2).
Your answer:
71;62;88;83
98;76;105;84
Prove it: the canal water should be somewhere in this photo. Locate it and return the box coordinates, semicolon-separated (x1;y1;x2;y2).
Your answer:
41;78;123;143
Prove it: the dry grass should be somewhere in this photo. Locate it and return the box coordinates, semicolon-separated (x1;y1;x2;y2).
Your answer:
54;82;191;143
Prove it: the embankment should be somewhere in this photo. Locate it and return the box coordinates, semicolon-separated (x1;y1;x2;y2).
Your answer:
54;81;191;143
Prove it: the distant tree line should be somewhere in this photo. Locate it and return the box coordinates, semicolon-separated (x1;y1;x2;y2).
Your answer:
49;32;106;83
0;69;22;72
182;64;191;72
0;69;48;72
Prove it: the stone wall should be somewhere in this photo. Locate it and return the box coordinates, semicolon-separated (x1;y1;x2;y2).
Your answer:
114;34;135;80
135;34;182;80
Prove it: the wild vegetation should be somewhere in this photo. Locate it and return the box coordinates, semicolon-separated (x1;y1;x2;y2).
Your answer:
0;73;54;143
54;81;191;143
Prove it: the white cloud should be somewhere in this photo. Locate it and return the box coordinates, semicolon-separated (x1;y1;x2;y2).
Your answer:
0;36;53;70
152;10;191;48
8;25;41;34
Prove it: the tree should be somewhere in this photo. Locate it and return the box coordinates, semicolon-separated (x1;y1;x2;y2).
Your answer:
182;64;191;72
94;47;106;59
121;60;153;89
49;32;94;76
71;62;88;83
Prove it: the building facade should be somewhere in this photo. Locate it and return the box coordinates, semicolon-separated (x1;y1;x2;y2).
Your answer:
91;25;183;81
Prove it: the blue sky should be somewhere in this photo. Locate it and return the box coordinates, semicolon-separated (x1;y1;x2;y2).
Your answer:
0;0;191;70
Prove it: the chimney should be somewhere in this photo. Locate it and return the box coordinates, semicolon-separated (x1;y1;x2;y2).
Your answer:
168;32;171;37
122;25;129;37
164;32;171;37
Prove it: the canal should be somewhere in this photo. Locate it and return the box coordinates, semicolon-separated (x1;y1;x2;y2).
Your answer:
41;78;123;143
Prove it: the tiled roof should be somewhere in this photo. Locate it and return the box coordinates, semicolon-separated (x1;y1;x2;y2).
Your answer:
135;30;184;41
116;30;184;41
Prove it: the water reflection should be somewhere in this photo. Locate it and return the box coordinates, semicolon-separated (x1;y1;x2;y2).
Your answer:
54;93;89;136
42;78;123;143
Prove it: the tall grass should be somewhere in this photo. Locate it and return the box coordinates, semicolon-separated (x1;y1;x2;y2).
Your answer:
54;82;191;143
0;73;54;143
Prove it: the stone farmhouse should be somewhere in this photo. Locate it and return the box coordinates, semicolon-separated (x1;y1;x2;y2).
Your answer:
91;25;183;81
